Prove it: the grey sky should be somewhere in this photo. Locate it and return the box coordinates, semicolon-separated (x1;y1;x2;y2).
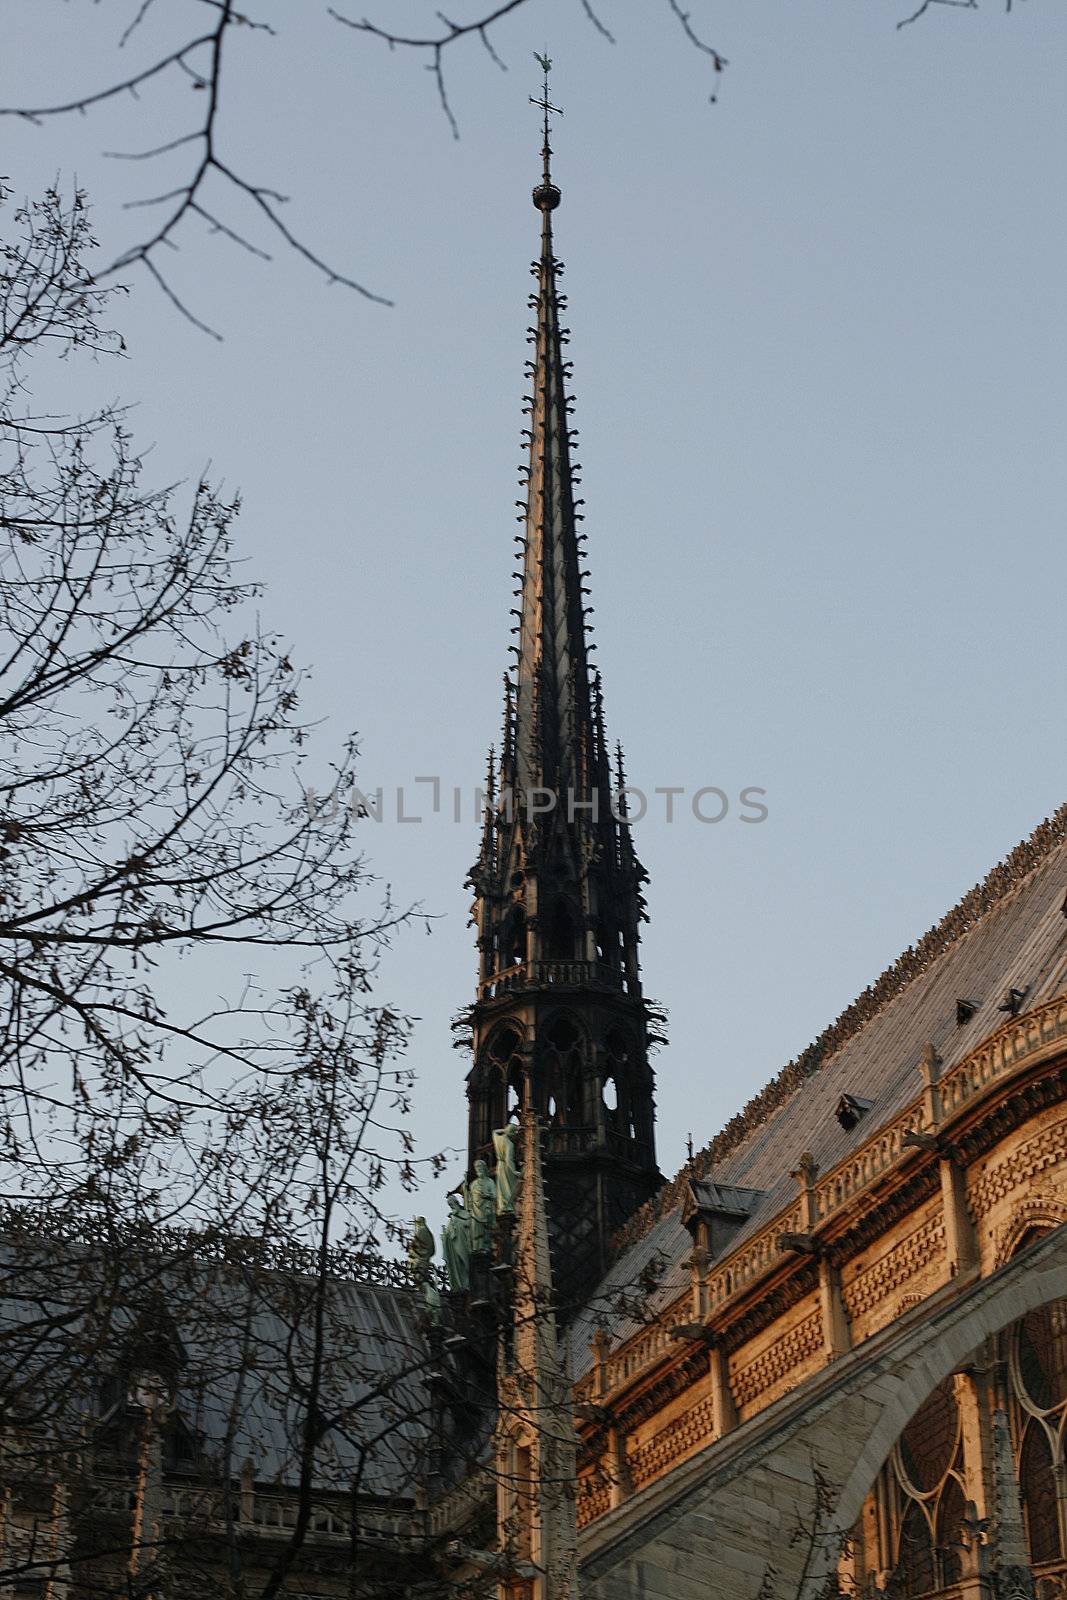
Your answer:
5;0;1066;1232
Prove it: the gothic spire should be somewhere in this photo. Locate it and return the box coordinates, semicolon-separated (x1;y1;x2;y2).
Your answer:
510;66;593;800
464;73;661;1311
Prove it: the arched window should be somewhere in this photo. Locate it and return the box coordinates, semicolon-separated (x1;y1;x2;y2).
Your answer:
542;1018;584;1126
898;1380;959;1494
896;1501;936;1598
604;1029;638;1140
1020;1419;1061;1565
887;1379;964;1598
487;1027;524;1122
545;899;577;961
1008;1296;1067;1571
1016;1301;1067;1414
934;1475;965;1587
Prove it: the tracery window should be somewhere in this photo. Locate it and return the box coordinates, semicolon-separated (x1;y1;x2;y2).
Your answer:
1009;1295;1067;1570
486;1026;525;1128
603;1029;633;1140
886;1378;966;1597
542;1018;584;1126
846;1277;1067;1600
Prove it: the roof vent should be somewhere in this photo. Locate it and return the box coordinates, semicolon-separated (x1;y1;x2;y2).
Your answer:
998;985;1029;1017
836;1093;873;1132
956;997;981;1027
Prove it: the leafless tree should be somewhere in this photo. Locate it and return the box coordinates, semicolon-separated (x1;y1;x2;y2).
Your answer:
0;180;455;1596
0;0;1023;332
0;0;729;334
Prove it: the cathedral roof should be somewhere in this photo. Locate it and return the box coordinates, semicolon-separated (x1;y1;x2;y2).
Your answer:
0;1222;438;1500
179;1276;434;1497
565;802;1067;1371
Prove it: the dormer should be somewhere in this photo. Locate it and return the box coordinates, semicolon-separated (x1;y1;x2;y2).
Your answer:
682;1177;766;1259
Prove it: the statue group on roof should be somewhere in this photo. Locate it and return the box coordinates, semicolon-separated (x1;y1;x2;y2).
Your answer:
436;1120;522;1293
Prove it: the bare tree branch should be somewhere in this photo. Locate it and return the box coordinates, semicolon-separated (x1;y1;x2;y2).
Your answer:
578;0;617;46
897;0;981;25
0;1;388;330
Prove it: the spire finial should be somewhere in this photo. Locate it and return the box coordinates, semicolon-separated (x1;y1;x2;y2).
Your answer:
531;53;562;213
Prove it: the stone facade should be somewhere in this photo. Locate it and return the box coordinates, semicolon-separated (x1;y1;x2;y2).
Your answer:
563;988;1067;1600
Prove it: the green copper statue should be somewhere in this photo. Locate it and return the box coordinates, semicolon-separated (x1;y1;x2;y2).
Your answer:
492;1122;521;1214
407;1216;435;1280
467;1159;497;1253
441;1191;473;1291
422;1276;442;1326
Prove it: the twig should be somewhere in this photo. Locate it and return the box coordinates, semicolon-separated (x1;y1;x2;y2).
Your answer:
897;0;978;26
578;0;616;46
666;0;728;84
143;257;222;341
330;0;532;136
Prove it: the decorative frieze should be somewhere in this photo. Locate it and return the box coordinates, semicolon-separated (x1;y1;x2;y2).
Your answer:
576;1474;612;1529
969;1115;1067;1220
731;1309;823;1411
625;1392;717;1491
842;1211;946;1328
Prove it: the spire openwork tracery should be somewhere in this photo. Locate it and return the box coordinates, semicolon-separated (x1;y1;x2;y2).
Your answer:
464;70;661;1312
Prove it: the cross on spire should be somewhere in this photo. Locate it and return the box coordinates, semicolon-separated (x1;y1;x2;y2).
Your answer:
530;53;562;196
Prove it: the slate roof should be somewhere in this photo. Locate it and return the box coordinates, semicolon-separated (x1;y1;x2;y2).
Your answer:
0;1230;437;1500
196;1277;431;1497
164;1273;438;1498
565;805;1067;1375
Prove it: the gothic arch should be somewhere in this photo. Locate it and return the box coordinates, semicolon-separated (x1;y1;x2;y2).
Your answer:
812;1237;1067;1595
480;1022;528;1126
994;1200;1067;1269
539;1012;588;1127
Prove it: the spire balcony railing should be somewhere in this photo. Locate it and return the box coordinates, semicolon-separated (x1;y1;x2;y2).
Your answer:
545;1126;596;1157
546;1127;654;1165
478;958;626;1000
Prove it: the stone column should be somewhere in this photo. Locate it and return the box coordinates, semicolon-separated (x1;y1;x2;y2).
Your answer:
710;1340;737;1438
990;1404;1035;1600
919;1041;944;1131
793;1152;818;1232
690;1245;710;1321
819;1257;852;1360
942;1157;980;1278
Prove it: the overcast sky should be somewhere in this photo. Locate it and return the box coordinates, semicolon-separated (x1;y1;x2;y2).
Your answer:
6;0;1067;1237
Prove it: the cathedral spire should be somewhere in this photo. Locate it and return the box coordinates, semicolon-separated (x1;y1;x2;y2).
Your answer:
464;77;661;1313
512;60;590;800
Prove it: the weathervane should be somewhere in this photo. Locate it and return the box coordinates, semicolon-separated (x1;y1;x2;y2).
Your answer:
530;53;563;205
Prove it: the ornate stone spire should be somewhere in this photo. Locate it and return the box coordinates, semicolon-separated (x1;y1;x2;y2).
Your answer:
464;68;661;1315
507;60;590;802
